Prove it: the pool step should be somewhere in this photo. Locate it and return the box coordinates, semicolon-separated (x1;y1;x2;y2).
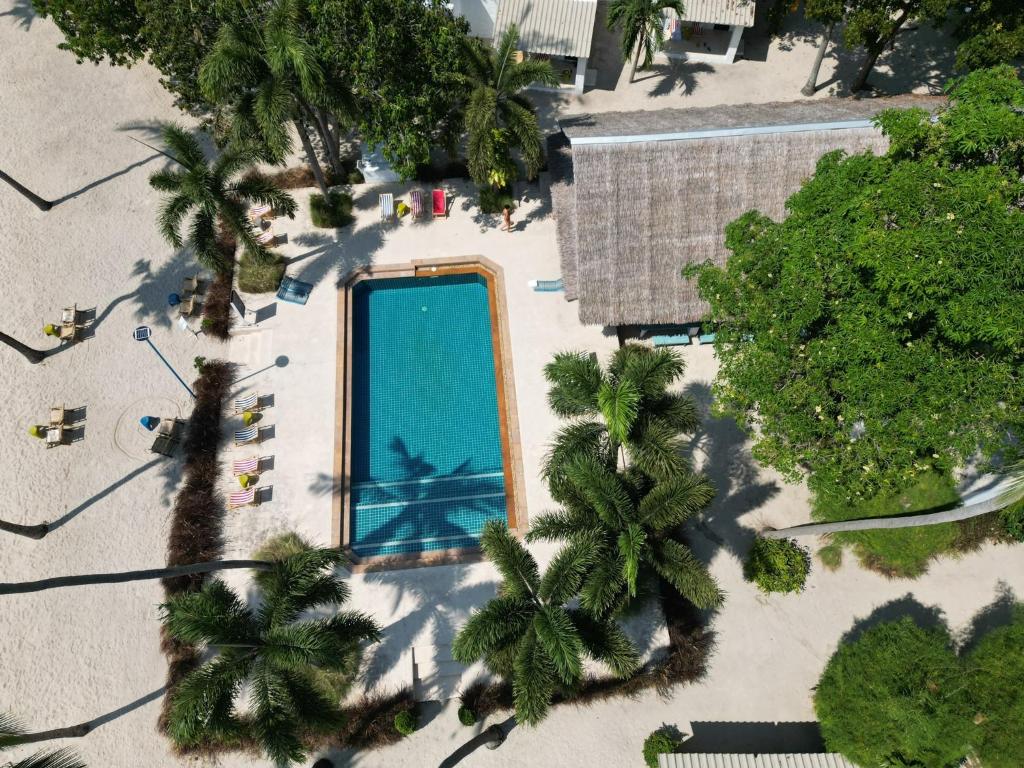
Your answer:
412;645;469;702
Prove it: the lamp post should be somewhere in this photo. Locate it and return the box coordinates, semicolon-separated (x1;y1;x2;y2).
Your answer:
133;326;195;398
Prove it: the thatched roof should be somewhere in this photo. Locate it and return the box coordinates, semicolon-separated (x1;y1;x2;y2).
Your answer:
550;97;946;326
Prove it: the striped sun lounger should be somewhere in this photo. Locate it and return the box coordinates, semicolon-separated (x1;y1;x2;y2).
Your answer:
233;457;260;476
410;190;423;218
256;229;275;246
229;487;258;509
234;426;260;446
249;204;272;220
234;393;260;413
379;193;394;220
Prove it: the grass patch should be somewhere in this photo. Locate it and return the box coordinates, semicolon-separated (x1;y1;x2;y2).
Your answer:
237;252;286;293
478;185;514;214
818;542;843;570
310;191;354;228
814;472;960;578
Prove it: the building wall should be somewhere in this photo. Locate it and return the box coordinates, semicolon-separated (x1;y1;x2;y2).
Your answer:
452;0;499;38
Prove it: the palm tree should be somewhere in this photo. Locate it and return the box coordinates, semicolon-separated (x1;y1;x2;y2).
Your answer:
0;331;47;365
463;25;558;189
149;124;296;273
162;545;380;766
199;0;346;198
528;455;721;616
0;169;53;212
543;344;700;499
607;0;685;84
1;713;86;768
451;521;639;726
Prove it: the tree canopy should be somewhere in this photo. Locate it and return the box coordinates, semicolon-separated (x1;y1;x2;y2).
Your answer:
690;66;1024;504
953;0;1024;71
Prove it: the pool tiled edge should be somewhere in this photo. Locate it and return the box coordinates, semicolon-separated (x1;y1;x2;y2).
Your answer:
333;257;527;572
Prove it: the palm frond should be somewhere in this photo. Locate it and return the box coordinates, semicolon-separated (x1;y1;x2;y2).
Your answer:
542;419;610;501
638;472;715;530
0;711;24;747
650;538;724;609
544;351;602;417
254;76;296;160
276;666;344;732
166;654;250;747
492;24;522;91
533;605;585;685
158;124;207;170
148;169;184;193
452;595;534;664
564;454;633;528
480;520;540;600
187;209;225;272
649;393;701;434
504;57;559;92
523;508;594;544
627;416;687;482
617;523;647;597
161;579;257;646
248;663;306;766
199;23;260;104
579;555;628;617
598;378;641;445
614;344;685;397
511;629;557;726
538;535;599;604
500;97;545;178
155;194;191;249
568;610;640;678
229;174;298;219
8;748;87;768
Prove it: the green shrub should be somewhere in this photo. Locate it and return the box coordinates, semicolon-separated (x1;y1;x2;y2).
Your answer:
744;537;810;593
815;472;960;578
394;709;417;736
347;169;364;185
815;618;971;768
310;191;354;228
643;728;680;768
817;543;843;570
478;185;514;214
999;500;1024;542
967;605;1024;766
237;252;286;294
457;705;476;726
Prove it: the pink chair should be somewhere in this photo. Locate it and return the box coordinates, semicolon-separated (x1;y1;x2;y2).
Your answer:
410;190;424;218
432;189;447;219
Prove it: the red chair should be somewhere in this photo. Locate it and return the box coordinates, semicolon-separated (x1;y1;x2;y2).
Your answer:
432;188;447;218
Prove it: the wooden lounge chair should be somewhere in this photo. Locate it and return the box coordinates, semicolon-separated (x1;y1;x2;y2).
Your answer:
45;425;64;449
179;294;196;317
256;228;275;246
182;273;202;294
379;192;394;221
158;417;186;441
61;304;78;325
232;456;261;476
49;405;65;427
651;334;691;347
234;425;262;446
59;322;79;342
234;393;262;414
151;433;176;457
432;189;447;218
410;190;424;218
229;487;259;509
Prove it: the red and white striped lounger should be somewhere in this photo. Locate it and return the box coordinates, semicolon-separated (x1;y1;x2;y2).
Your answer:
256;229;275;246
229;487;258;509
249;204;272;221
233;457;260;476
410;190;424;218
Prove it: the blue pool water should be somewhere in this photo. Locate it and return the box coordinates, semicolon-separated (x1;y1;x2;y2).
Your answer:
349;273;508;558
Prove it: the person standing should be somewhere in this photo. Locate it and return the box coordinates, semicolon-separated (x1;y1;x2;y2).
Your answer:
501;204;513;232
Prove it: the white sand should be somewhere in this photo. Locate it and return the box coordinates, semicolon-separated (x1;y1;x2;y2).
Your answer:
2;6;1019;768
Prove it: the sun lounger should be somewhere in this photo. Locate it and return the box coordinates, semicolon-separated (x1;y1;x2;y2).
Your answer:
256;228;275;246
179;294;196;317
410;190;424;218
61;304;77;325
234;393;261;413
234;425;262;446
182;273;202;294
233;456;260;476
249;204;272;221
651;334;691;347
432;189;447;218
49;405;65;427
158;417;185;440
379;193;394;220
45;425;64;448
698;332;716;344
229;487;258;509
151;433;176;457
59;322;78;342
528;278;564;292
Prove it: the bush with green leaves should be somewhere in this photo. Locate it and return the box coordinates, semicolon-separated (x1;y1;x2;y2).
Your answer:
478;185;514;215
310;191;354;229
743;538;810;594
393;709;417;736
999;501;1024;542
643;727;681;768
457;705;476;727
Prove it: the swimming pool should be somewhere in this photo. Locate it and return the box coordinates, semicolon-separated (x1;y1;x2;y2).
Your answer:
346;270;513;559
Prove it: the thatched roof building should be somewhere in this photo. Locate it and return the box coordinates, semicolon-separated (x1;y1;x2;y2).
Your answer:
550;96;946;327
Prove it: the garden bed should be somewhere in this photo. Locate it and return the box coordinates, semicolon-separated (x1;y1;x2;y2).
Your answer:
199;228;237;340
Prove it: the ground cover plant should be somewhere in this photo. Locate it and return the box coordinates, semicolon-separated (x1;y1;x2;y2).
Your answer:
743;538;810;593
310;191;354;228
643;726;682;767
816;604;1024;768
690;66;1024;572
237;252;287;293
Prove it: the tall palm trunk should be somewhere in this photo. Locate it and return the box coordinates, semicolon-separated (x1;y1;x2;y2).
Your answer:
0;330;46;364
802;23;833;96
629;40;642;83
0;519;48;539
314;107;343;177
763;490;1012;539
293;118;331;198
0;559;273;596
0;168;53;211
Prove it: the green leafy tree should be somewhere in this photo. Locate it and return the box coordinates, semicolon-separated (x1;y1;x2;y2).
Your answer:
815;618;973;767
451;521;640;726
743;538;809;594
148;124;296;273
308;0;472;178
801;0;845;95
607;0;685;83
689;67;1024;507
30;0;146;65
1;713;86;768
161;545;380;766
543;344;700;494
528;456;720;616
952;0;1024;71
463;25;557;188
199;0;347;197
966;604;1024;766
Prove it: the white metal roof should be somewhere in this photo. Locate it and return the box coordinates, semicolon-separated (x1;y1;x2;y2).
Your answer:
670;0;757;28
493;0;598;58
659;754;859;768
